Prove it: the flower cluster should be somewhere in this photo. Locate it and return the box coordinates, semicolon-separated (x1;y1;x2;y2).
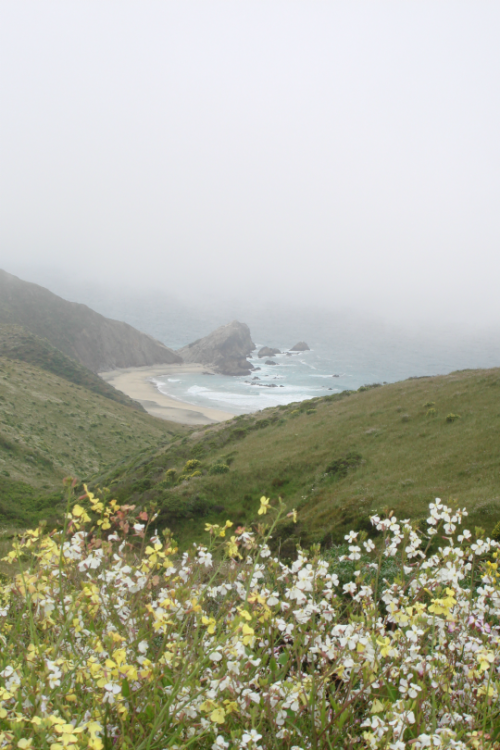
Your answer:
0;490;499;749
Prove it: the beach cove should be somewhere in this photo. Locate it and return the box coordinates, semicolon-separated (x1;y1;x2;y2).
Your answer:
99;364;235;425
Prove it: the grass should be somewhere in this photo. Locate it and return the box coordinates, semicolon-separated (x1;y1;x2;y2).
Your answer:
0;355;187;526
0;324;145;410
95;368;500;551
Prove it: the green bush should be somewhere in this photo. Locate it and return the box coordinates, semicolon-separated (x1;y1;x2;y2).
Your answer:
326;451;363;479
446;413;461;423
492;519;500;542
184;459;201;472
209;463;230;475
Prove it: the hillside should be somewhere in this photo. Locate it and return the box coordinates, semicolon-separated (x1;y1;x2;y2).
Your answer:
0;356;187;526
0;324;145;411
0;269;182;372
95;367;500;550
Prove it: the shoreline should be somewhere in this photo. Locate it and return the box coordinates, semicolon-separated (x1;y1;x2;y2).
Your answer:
99;364;235;426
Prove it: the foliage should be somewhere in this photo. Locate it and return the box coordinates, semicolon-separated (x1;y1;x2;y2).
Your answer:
1;490;500;749
209;464;230;476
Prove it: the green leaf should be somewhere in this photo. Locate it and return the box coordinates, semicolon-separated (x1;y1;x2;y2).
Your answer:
121;678;130;698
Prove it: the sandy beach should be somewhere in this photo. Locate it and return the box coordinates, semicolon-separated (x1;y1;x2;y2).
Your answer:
99;364;235;426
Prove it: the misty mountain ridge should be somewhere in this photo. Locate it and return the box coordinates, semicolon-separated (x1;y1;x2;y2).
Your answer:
0;269;181;373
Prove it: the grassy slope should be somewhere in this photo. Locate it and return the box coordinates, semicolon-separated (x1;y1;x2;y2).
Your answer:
97;367;500;550
0;356;187;526
0;324;146;411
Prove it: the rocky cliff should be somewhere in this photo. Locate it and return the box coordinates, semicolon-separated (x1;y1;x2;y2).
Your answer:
0;270;182;373
177;321;255;375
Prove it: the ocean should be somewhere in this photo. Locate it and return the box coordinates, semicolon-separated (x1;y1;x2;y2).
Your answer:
24;276;500;417
148;308;500;416
94;292;500;417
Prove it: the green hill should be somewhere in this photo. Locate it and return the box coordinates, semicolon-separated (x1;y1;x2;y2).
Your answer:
0;324;145;411
0;354;187;526
94;367;500;550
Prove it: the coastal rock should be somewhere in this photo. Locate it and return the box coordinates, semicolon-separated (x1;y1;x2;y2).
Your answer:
177;321;255;376
290;341;310;351
258;346;281;358
265;359;277;365
0;269;182;373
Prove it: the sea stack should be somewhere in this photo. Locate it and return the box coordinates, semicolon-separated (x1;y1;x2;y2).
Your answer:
290;341;310;351
257;346;281;358
177;321;255;376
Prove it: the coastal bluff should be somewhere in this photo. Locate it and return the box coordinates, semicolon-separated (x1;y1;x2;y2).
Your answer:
177;321;255;375
0;269;182;373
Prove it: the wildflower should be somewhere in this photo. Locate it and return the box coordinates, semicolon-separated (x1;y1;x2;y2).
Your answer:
258;496;270;515
241;729;263;746
287;509;298;523
212;737;230;749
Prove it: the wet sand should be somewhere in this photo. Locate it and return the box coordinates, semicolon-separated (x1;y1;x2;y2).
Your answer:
99;364;235;426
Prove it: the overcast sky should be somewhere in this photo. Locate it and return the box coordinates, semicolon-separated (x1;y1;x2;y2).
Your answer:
1;1;499;325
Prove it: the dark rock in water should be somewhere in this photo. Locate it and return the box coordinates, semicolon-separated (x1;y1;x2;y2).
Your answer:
279;384;284;387
253;366;261;371
332;374;340;378
252;376;260;380
265;360;277;365
285;352;292;357
177;321;255;376
203;371;215;375
258;346;281;358
290;341;310;351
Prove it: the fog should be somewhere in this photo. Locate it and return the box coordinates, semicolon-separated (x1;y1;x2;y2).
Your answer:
1;1;500;328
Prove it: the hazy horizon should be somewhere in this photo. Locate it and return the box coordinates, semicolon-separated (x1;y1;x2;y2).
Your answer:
1;2;500;329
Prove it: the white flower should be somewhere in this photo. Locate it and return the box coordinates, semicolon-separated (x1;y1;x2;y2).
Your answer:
138;640;148;654
343;582;357;594
212;737;229;750
345;530;358;542
241;729;263;746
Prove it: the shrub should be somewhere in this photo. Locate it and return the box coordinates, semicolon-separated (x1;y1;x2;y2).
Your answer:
184;459;202;472
209;463;230;475
1;492;500;749
446;412;461;422
326;450;363;478
426;408;437;417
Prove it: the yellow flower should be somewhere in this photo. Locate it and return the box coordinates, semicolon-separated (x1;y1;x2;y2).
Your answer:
210;707;225;724
202;616;216;634
258;496;270;515
226;536;242;558
287;509;298;523
241;623;255;646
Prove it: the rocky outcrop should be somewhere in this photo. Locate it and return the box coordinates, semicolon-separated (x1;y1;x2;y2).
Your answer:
290;341;310;351
0;270;182;373
257;346;280;358
177;321;255;376
265;360;277;365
